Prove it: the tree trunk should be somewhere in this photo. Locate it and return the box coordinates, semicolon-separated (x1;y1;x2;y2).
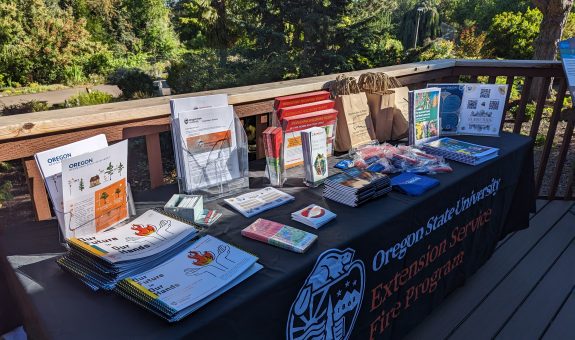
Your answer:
530;0;574;100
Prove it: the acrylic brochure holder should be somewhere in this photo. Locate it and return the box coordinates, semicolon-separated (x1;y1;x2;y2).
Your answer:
173;110;249;201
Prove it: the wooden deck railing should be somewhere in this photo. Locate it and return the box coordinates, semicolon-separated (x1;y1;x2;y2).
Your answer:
0;59;573;221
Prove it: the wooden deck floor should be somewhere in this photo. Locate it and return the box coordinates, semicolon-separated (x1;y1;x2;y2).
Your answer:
405;200;575;340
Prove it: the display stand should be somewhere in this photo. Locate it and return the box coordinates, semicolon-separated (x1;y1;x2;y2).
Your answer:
173;111;249;201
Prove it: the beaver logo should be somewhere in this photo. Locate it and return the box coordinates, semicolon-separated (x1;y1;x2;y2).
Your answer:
287;248;365;340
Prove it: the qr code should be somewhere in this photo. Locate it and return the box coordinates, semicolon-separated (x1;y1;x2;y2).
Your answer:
480;89;491;98
489;100;500;110
467;100;478;110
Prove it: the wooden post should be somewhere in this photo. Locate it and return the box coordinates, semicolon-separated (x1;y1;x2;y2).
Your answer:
145;133;164;189
255;114;268;160
22;159;52;221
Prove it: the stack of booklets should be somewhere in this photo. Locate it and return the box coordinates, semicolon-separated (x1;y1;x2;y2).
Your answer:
241;218;317;253
57;209;201;290
263;127;284;186
274;91;337;169
291;204;336;229
323;168;392;207
301;127;329;187
224;187;295;218
421;137;499;165
115;235;262;322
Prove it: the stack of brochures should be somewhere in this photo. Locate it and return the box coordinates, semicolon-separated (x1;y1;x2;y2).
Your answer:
57;209;201;290
291;204;336;229
421;137;499;165
301;127;329;187
323;168;392;207
241;218;317;253
224;187;295;218
115;235;262;322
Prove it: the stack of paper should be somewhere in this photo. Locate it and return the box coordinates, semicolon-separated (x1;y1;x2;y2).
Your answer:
170;95;241;193
57;209;201;290
301;127;329;186
241;218;317;253
323;168;392;207
224;187;295;218
421;137;499;165
115;235;261;322
291;204;336;229
263;127;284;186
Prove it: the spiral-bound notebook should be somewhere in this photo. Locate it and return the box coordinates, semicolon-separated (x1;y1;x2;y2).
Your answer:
58;209;203;290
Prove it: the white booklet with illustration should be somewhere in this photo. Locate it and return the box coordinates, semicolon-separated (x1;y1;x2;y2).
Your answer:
34;134;109;234
177;105;240;191
67;209;199;264
122;235;258;314
224;187;295;218
61;140;129;238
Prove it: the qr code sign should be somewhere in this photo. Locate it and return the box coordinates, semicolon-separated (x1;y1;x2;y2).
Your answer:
467;100;478;110
480;89;491;98
489;101;500;110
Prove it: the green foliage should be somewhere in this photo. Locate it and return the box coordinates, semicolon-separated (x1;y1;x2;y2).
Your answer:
455;26;487;59
108;68;154;99
486;8;542;59
0;180;12;207
442;0;531;31
418;39;456;61
67;90;114;107
561;12;575;41
1;100;49;116
399;3;441;49
0;161;12;172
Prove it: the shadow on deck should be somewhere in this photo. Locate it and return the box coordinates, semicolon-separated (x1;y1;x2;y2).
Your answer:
406;200;575;340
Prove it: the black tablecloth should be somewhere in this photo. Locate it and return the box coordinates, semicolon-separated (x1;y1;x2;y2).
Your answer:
2;132;535;340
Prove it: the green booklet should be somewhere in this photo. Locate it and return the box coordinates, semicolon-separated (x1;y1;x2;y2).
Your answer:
408;87;441;146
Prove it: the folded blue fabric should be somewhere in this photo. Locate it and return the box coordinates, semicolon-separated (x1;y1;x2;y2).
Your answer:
390;173;440;196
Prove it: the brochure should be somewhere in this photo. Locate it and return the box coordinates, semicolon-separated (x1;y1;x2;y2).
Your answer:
34;134;109;235
427;84;465;135
301;127;328;186
408;88;441;146
241;218;317;253
224;187;295;218
282;109;338;168
116;235;261;321
263;127;284;186
61;140;128;238
170;94;229;181
291;204;336;229
177;105;240;191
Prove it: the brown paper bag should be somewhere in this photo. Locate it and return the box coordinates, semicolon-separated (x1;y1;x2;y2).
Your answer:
334;92;375;152
366;91;395;142
391;87;410;140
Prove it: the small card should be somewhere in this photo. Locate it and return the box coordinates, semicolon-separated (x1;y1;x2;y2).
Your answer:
291;204;336;229
194;209;222;227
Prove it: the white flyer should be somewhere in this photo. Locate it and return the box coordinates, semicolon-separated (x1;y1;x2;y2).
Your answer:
170;95;228;182
61;140;129;238
458;84;508;136
177;105;240;191
34;135;108;233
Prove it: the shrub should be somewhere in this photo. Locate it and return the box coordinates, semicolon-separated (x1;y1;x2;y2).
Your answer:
1;100;49;116
486;8;542;59
0;181;12;208
418;39;456;61
108;68;154;99
66;90;113;107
